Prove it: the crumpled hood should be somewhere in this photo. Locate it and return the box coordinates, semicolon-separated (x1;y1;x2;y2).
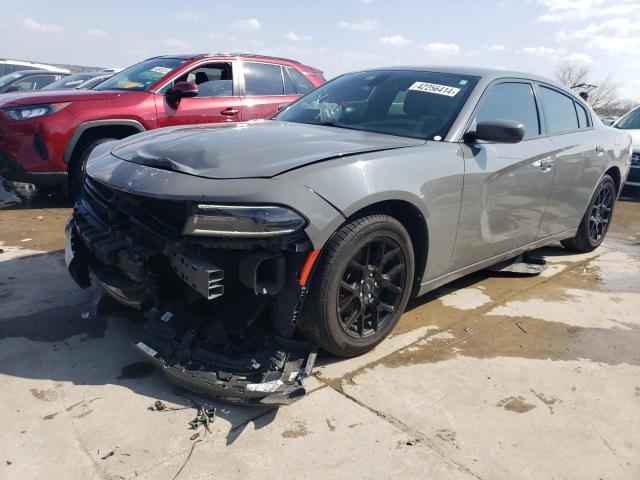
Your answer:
0;88;120;107
110;121;425;179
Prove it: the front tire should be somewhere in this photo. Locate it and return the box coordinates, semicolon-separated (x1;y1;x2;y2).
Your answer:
299;214;415;357
68;138;116;195
561;174;616;252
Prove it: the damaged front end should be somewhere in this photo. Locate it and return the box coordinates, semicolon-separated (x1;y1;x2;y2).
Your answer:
66;176;319;405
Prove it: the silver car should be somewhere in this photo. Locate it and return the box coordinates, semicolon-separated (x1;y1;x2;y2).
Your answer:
66;67;632;403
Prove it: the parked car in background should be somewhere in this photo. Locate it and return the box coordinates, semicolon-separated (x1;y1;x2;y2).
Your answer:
43;72;113;90
0;58;69;76
0;70;69;93
65;66;631;403
601;115;618;126
0;53;325;191
612;106;640;195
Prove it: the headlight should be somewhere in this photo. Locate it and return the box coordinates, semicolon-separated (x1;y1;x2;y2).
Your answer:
2;102;71;121
182;204;307;237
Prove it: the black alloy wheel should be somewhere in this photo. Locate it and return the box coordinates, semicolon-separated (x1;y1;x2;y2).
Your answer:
562;174;617;252
298;214;415;357
588;180;614;244
337;237;406;339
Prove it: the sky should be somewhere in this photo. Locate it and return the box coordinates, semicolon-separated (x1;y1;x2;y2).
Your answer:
1;0;639;100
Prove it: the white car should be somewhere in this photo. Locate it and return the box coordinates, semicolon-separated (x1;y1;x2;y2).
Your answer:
612;107;640;194
0;59;70;76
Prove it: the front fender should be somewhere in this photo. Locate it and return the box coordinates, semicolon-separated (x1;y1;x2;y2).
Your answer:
63;119;146;164
288;143;465;281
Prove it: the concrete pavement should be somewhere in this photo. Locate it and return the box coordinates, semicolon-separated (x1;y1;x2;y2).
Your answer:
1;181;639;480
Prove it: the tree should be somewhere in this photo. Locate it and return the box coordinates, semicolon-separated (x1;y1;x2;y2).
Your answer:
553;61;622;114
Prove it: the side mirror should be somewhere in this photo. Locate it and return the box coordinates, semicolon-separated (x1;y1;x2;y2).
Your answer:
464;120;525;144
167;81;198;104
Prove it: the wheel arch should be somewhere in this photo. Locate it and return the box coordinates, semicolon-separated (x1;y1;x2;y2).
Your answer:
604;166;622;196
64;119;146;167
337;198;429;296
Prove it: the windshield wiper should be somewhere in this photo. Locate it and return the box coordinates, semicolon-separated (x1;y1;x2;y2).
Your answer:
314;121;363;132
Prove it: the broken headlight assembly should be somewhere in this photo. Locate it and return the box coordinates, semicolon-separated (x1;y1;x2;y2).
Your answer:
182;204;307;238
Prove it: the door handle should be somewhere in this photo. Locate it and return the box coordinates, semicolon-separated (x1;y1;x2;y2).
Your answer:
221;107;239;116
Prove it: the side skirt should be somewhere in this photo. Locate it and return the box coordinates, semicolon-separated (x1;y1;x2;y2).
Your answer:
416;228;578;296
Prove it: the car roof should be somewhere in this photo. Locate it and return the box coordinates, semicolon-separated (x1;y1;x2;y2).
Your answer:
153;53;302;64
69;71;111;77
0;59;70;73
356;65;573;94
150;53;322;72
10;69;63;76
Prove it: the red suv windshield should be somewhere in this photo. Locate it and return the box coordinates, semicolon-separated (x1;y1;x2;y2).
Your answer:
93;58;187;92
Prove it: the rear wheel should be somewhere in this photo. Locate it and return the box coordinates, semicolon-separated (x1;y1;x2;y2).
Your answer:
299;214;415;357
561;174;616;252
68;138;116;195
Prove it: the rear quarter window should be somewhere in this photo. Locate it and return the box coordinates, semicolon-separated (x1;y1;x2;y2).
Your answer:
539;86;579;134
575;101;590;128
285;67;314;94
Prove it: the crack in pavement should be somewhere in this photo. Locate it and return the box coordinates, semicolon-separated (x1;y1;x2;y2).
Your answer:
323;381;485;480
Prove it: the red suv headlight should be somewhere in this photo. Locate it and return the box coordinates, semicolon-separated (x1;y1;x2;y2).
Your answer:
2;102;71;121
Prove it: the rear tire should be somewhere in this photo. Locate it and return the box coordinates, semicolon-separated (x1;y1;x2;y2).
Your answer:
68;138;116;195
561;174;616;252
298;214;415;357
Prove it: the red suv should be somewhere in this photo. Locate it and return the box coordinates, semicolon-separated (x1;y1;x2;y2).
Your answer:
0;53;325;191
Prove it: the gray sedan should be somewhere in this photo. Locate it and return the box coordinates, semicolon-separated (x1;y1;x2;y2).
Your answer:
66;67;632;403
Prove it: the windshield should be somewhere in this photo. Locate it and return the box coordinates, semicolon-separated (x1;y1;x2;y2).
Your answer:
43;73;94;90
616;107;640;130
93;58;187;91
276;70;478;140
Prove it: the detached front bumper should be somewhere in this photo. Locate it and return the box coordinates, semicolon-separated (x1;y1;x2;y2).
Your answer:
64;178;319;405
133;317;317;405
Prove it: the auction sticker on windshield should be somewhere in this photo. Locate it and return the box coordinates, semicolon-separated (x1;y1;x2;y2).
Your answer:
409;81;460;97
151;66;172;74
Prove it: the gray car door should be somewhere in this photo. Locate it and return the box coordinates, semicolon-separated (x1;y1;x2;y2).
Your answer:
452;80;555;268
536;85;605;237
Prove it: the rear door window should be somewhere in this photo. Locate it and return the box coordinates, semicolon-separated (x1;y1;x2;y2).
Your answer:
473;82;540;139
539;86;579;134
243;62;284;96
34;75;58;89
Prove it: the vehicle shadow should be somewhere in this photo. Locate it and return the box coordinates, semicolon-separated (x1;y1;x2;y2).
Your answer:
0;250;278;446
0;179;75;210
403;243;575;309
